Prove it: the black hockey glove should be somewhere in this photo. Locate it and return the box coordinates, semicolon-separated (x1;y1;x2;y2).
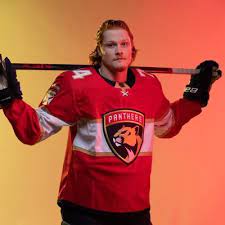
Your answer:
0;56;22;108
183;60;222;107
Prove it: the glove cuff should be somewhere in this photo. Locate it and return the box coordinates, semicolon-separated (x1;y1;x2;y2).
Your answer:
183;84;209;107
0;88;13;108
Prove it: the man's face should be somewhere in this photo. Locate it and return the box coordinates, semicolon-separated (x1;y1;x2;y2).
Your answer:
100;28;133;73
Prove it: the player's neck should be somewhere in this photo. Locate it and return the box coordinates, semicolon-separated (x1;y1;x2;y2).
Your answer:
99;66;127;83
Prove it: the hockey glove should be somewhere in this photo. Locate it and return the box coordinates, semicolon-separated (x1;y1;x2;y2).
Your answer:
0;56;22;108
183;60;222;107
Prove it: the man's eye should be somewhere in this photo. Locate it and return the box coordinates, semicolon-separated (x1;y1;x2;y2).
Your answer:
106;43;115;47
121;42;129;47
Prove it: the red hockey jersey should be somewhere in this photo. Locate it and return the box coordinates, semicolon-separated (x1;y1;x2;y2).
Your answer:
4;67;202;212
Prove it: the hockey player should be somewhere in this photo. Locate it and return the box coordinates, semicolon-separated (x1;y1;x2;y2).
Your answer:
0;20;222;225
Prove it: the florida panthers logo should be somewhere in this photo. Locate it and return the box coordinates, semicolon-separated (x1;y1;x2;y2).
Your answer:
103;109;145;164
113;125;142;162
41;83;60;105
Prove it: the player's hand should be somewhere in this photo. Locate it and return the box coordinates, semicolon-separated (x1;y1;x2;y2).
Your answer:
183;60;222;107
0;56;22;108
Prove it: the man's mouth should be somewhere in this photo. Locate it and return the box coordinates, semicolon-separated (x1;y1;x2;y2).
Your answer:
114;58;126;61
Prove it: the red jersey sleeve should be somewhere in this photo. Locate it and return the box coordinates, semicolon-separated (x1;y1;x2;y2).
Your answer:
3;99;42;145
153;77;202;138
40;71;80;124
3;71;80;145
163;98;202;138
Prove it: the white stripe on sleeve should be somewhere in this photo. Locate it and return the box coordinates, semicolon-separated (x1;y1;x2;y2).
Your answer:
154;108;175;137
36;108;71;141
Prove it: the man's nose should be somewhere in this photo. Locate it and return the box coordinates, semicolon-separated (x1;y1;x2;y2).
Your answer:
115;45;123;54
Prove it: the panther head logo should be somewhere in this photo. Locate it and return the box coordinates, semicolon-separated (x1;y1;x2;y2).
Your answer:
113;125;142;163
103;109;145;164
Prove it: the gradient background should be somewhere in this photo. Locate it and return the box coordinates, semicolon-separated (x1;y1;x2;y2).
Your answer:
0;1;225;224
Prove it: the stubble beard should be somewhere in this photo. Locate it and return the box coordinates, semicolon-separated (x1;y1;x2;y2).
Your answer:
107;59;132;73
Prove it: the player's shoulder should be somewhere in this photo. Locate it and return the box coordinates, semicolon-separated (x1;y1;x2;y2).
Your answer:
55;66;98;86
57;66;97;80
132;68;162;87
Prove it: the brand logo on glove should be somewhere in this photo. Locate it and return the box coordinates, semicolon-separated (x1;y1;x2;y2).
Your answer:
184;87;198;93
102;109;145;164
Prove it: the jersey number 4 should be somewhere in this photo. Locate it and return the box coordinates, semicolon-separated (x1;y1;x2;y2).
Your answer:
72;70;92;79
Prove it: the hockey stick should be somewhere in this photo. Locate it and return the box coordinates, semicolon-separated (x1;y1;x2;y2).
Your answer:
0;54;200;74
11;63;200;74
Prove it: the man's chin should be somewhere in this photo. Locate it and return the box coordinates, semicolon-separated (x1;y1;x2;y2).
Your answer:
113;64;128;72
115;67;126;72
102;62;129;73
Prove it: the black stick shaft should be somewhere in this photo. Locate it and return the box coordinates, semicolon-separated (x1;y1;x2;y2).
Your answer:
12;63;200;74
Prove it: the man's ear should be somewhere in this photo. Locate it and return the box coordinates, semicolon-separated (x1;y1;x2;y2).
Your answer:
134;126;139;135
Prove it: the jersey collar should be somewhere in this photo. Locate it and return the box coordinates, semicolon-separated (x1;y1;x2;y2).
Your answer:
94;66;135;88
